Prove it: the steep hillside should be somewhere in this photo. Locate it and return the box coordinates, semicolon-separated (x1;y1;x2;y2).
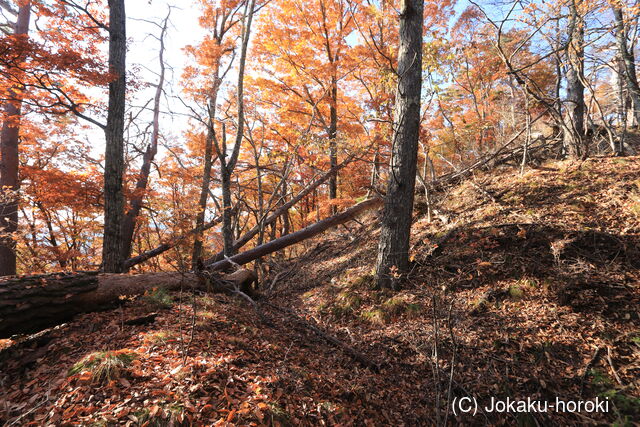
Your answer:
2;157;639;426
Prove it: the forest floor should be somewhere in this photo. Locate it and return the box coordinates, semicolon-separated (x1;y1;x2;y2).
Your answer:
1;156;639;426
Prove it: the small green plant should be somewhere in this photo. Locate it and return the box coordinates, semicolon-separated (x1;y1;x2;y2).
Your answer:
68;349;138;384
268;403;291;425
588;368;612;387
509;285;524;299
144;287;173;309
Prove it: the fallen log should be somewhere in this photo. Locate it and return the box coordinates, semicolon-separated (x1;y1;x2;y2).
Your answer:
123;211;228;270
205;160;350;265
206;197;383;271
0;198;381;338
0;271;198;338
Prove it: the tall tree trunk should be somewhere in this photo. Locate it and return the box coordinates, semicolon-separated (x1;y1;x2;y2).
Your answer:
375;0;423;290
122;13;168;262
0;2;31;276
191;64;221;268
220;166;234;256
102;0;127;273
563;0;586;159
328;72;338;210
220;0;256;257
612;6;640;130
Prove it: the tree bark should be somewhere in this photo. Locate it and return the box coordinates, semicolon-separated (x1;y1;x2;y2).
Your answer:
563;0;586;159
122;13;168;261
375;0;423;289
191;95;218;268
0;2;31;276
0;271;199;338
329;73;338;208
612;6;640;130
219;0;256;257
102;0;127;273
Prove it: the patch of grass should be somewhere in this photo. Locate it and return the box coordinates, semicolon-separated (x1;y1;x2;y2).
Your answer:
383;296;408;317
349;273;375;289
628;199;640;218
326;291;362;318
143;287;173;309
68;349;138;384
612;158;630;165
385;296;424;318
407;303;424;315
360;309;387;324
144;330;176;345
519;277;539;288
508;285;524;300
199;311;217;319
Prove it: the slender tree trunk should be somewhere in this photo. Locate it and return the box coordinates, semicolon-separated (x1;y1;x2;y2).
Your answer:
102;0;127;273
375;0;423;290
0;2;31;276
220;166;235;256
122;14;168;262
328;72;338;210
612;6;640;130
563;0;586;159
220;0;256;257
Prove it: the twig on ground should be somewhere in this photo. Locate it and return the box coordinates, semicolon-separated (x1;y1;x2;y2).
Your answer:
606;346;624;386
580;346;603;396
264;302;381;372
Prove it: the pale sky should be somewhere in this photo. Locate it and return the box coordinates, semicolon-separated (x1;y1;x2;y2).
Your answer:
125;0;204;149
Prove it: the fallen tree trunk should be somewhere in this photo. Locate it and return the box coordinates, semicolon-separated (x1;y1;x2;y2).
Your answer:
1;198;381;338
206;197;382;271
204;161;350;265
123;212;227;270
0;271;198;338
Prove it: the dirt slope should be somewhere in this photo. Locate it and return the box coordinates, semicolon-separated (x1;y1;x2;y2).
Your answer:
1;157;639;426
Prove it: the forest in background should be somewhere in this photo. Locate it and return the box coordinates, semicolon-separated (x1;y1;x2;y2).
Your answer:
1;0;640;425
1;0;639;277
